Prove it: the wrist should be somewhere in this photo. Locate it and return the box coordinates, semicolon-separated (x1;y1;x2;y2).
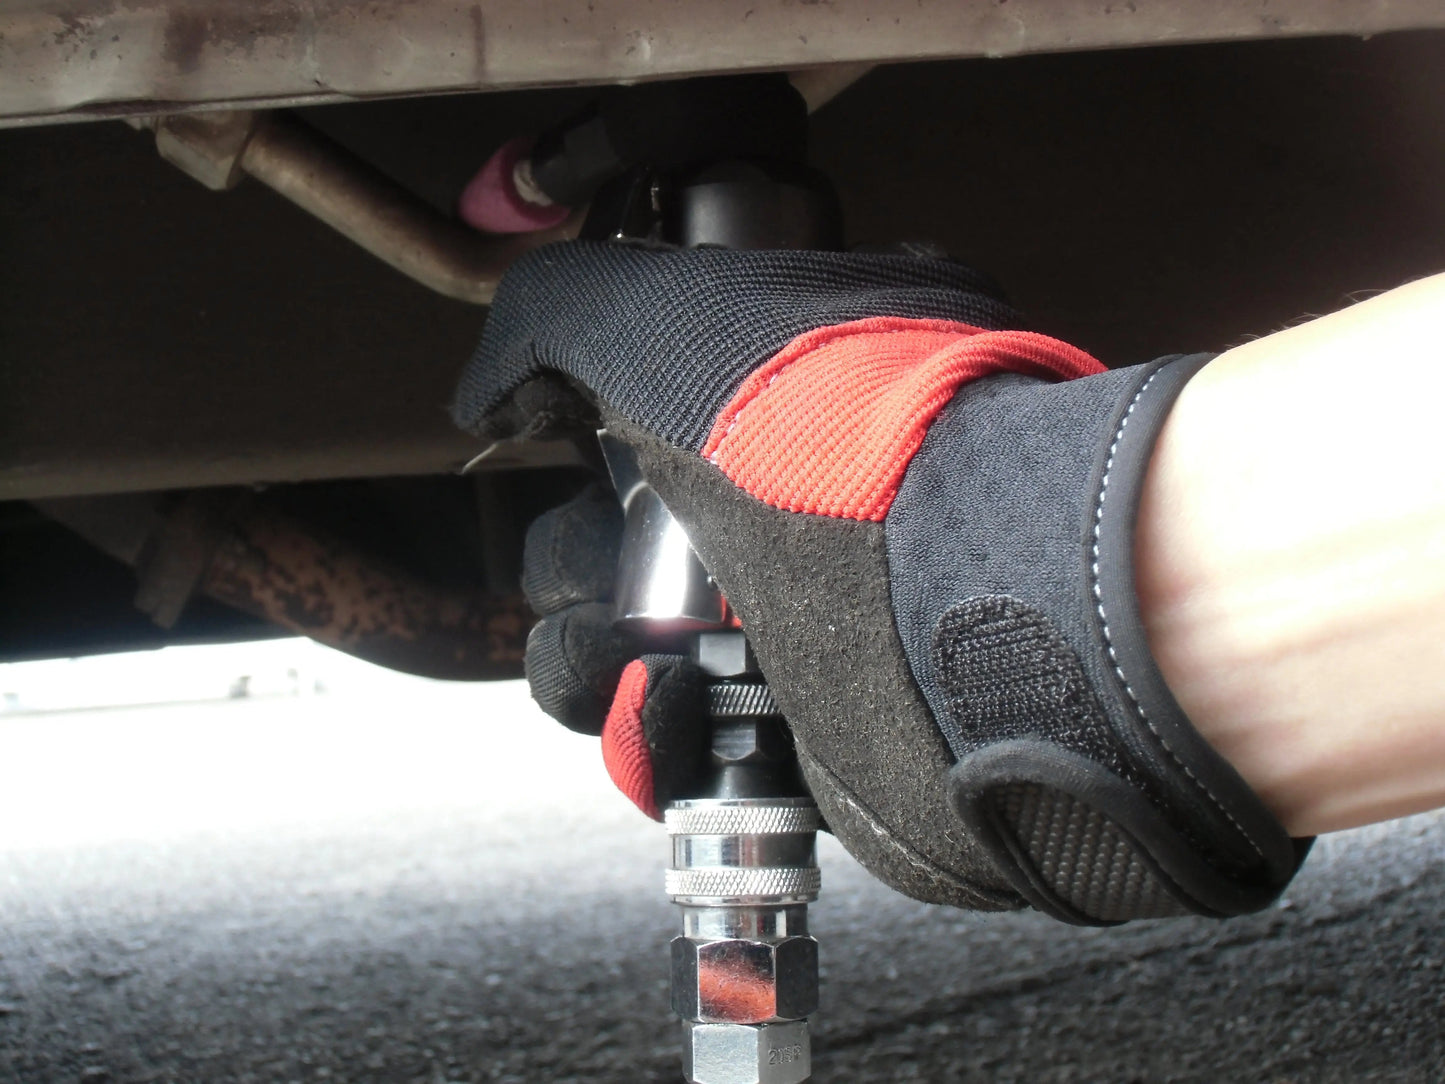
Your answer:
1136;276;1445;835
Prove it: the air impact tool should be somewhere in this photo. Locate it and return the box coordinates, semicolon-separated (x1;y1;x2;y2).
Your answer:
601;435;821;1084
473;75;843;1083
590;135;841;1084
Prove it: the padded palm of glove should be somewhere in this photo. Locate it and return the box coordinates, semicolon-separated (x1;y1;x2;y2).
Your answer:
455;241;1307;924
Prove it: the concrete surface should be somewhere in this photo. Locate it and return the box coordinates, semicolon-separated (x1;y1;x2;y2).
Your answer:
0;647;1440;1083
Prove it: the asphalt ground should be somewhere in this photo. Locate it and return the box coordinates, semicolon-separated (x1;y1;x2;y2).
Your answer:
0;655;1440;1083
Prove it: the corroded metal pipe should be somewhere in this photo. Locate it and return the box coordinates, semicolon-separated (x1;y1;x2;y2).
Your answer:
149;109;576;305
36;494;529;680
239;113;577;305
202;502;528;680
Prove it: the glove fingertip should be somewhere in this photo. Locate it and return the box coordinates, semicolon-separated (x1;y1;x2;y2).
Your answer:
522;482;624;615
602;659;659;819
509;375;600;442
524;604;633;735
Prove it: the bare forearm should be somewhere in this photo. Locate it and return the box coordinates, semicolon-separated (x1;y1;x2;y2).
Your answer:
1136;273;1445;836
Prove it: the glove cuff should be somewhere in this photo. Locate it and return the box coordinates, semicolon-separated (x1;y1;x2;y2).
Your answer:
890;354;1308;924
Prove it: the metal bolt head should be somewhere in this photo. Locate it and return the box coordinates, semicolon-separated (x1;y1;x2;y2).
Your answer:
155;111;259;190
682;1019;811;1084
710;720;794;768
673;936;818;1023
693;631;758;678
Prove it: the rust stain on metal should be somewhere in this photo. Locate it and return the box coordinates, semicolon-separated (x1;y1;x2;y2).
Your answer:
202;504;527;680
36;492;527;679
161;1;303;75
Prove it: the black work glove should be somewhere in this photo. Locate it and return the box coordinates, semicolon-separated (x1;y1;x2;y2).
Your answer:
454;241;1308;924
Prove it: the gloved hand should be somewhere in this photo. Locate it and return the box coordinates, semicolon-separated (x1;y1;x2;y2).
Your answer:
453;241;1308;924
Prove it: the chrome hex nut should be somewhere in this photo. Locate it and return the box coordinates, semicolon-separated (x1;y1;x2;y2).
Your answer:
693;631;758;678
682;1019;811;1084
672;936;818;1024
709;719;794;767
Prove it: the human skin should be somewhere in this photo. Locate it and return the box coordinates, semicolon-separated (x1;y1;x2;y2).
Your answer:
1135;273;1445;836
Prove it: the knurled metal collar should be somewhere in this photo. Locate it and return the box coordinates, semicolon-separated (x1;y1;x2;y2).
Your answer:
665;866;822;902
706;681;781;718
666;804;821;837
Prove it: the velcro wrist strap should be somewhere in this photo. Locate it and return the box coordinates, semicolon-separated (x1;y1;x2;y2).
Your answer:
888;354;1308;924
